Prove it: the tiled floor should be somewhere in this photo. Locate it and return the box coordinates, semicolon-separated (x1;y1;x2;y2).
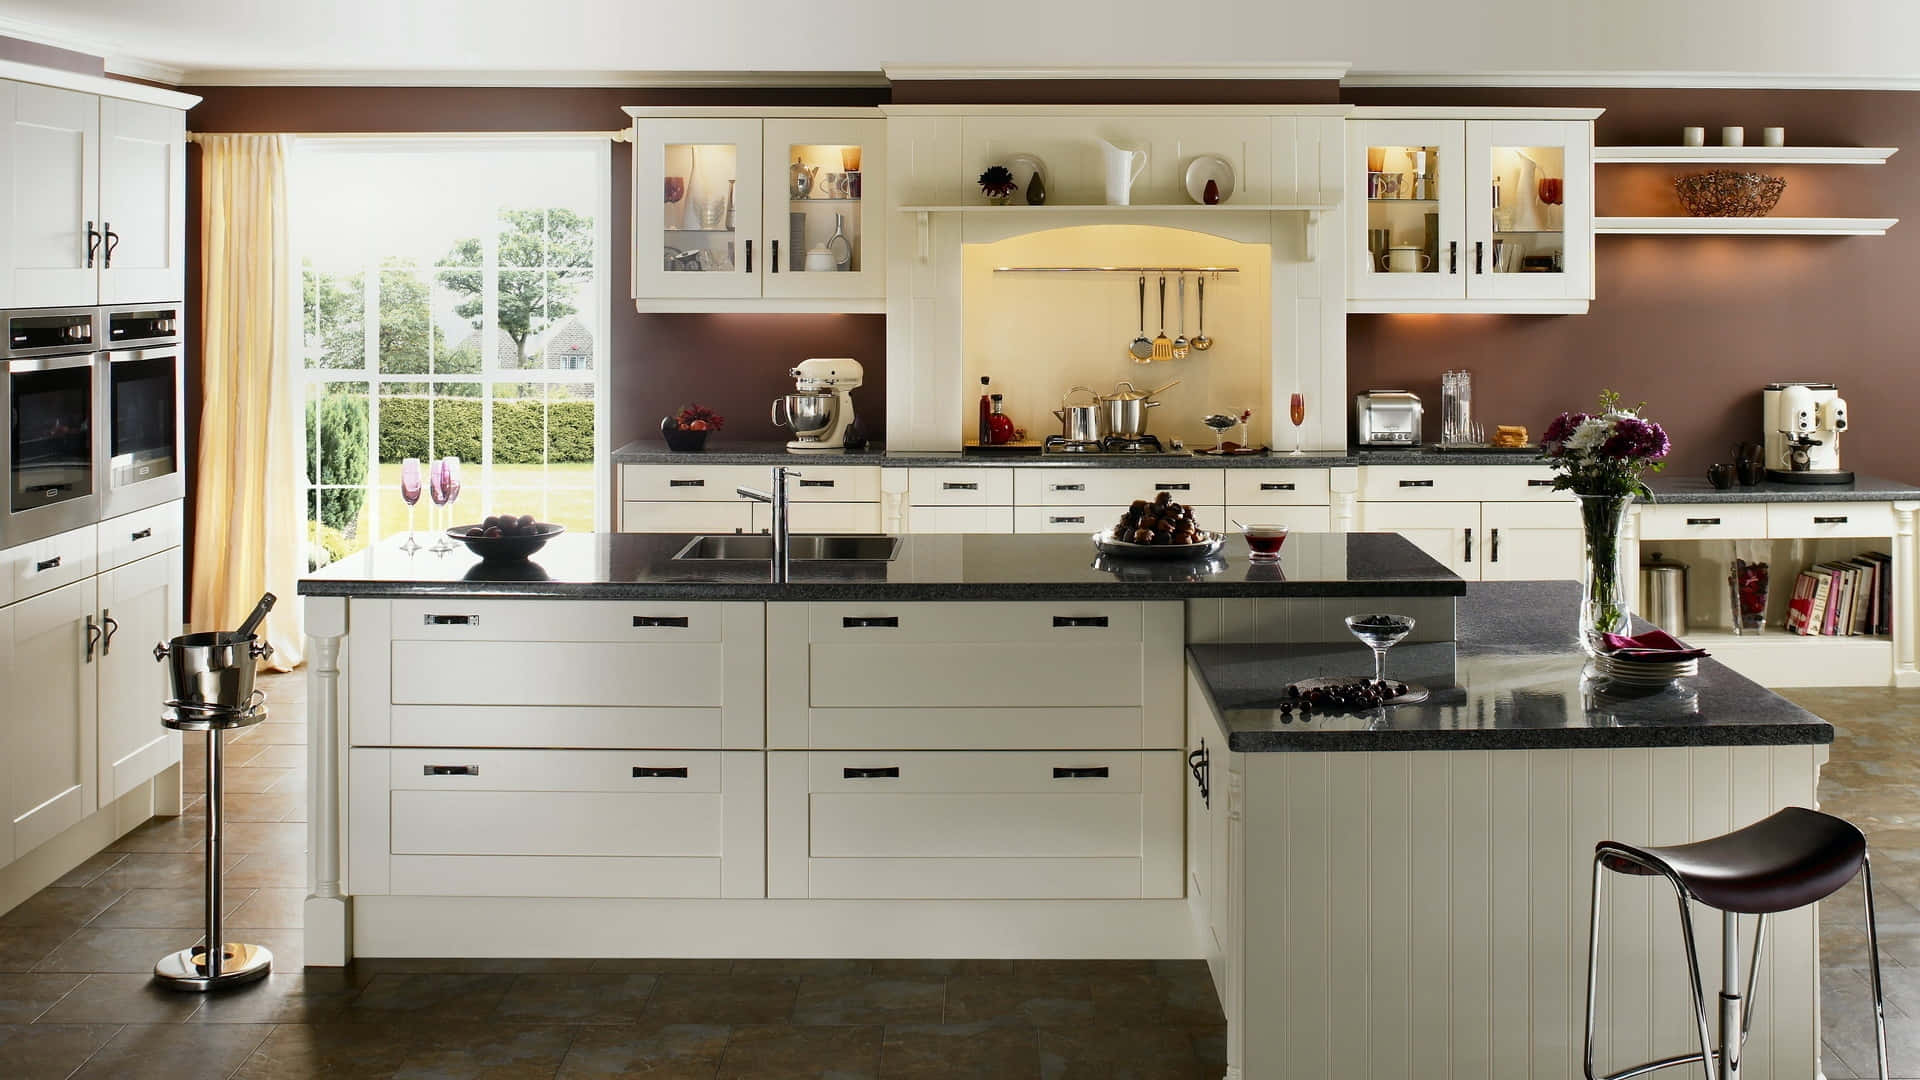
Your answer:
0;675;1910;1078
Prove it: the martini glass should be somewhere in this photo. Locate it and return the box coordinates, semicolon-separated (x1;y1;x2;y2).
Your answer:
1345;613;1415;688
398;458;423;553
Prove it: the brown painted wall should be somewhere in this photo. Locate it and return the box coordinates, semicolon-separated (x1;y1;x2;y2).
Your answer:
889;79;1341;106
1342;87;1920;482
0;34;103;76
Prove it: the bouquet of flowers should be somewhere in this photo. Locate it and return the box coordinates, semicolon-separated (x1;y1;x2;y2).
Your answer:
1540;391;1670;649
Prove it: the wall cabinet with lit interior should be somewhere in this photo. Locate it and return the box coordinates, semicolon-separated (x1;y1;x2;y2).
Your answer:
627;108;886;312
1347;110;1599;314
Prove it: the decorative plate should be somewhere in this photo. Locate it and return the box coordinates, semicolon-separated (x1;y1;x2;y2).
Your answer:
1091;530;1227;560
1184;155;1236;205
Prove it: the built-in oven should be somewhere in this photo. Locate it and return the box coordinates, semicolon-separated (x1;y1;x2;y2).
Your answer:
98;305;184;517
3;307;101;548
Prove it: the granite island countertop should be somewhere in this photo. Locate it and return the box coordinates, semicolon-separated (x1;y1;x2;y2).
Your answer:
1187;582;1832;752
1646;473;1920;504
300;530;1466;602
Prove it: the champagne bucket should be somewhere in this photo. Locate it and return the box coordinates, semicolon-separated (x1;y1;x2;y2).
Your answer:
154;631;273;713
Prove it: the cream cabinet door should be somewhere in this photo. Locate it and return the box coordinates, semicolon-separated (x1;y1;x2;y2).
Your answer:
1349;119;1467;303
98;98;186;304
1465;120;1593;303
1479;501;1582;582
97;548;182;802
5;83;100;306
7;578;98;857
761;117;885;301
1356;501;1481;580
632;118;764;299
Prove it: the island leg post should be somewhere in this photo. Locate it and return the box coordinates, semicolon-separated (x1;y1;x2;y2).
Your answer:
305;596;351;966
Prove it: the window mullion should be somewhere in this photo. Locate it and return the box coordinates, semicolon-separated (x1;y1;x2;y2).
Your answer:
363;264;382;548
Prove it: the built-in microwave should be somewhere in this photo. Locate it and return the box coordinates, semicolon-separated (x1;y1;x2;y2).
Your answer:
98;305;184;518
2;307;101;548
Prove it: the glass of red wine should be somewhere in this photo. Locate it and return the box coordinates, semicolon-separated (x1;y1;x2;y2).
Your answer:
1241;523;1289;561
1289;393;1306;455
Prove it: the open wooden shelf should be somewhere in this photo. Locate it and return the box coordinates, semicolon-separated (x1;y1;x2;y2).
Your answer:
1596;216;1898;236
1594;146;1898;166
1681;629;1893;688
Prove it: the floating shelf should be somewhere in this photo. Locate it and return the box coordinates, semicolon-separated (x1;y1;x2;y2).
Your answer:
1596;216;1899;236
895;202;1337;213
1594;146;1898;165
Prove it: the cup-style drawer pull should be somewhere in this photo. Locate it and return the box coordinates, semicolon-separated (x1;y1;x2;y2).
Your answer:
1053;766;1110;779
632;766;690;779
1259;482;1295;491
424;764;479;776
1813;515;1850;524
798;479;836;488
942;482;978;491
1527;479;1554;488
1685;517;1722;526
34;556;60;572
668;479;704;488
1049;515;1085;524
843;766;900;779
1398;479;1435;488
1154;482;1191;491
633;615;690;628
1051;483;1085;492
130;528;153;540
842;616;899;628
424;614;478;626
1052;616;1110;628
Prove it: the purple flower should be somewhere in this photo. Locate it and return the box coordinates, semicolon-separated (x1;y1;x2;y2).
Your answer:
1600;416;1670;462
1542;411;1588;447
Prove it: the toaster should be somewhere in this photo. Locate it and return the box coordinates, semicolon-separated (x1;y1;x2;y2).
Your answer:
1355;390;1424;447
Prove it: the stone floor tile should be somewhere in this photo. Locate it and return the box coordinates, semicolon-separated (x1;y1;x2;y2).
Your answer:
231;1022;412;1080
90;851;241;892
35;973;203;1024
868;959;1015;976
792;974;946;1026
224;792;305;823
1090;972;1224;1027
394;1021;578;1079
0;886;126;930
1823;1039;1864;1079
494;972;659;1024
944;975;1096;1028
645;974;800;1026
34;927;203;974
224;851;307;889
1011;959;1157;977
188;972;364;1025
355;956;600;975
719;1023;880;1079
47;853;125;889
347;972;517;1022
1037;1024;1210;1080
221;821;308;856
0;927;75;974
220;767;294;794
225;888;303;930
880;1019;1040;1078
104;812;208;855
0;1023;122;1080
588;957;734;974
88;887;250;929
68;1021;272;1079
730;958;873;975
557;1021;730;1078
233;744;306;771
0;973;84;1024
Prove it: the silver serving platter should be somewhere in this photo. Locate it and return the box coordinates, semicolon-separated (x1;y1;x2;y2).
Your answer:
1090;530;1227;560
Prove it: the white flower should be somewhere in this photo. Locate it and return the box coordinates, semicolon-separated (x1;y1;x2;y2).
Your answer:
1567;416;1612;453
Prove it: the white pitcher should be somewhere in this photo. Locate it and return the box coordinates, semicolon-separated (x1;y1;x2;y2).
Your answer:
1100;140;1148;205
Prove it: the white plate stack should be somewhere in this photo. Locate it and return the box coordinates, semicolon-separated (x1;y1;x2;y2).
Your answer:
1592;652;1699;687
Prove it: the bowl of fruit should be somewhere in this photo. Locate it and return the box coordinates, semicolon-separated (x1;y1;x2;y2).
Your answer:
449;515;564;563
1093;490;1225;560
662;404;724;452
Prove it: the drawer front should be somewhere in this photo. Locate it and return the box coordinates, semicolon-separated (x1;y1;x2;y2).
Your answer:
808;601;1143;644
768;751;1181;899
1765;502;1895;540
391;706;728;750
393;640;724;707
391;748;725;793
1479;467;1571;503
1016;505;1227;535
907;467;1013;506
1225;469;1333;506
1357;466;1486;502
622;464;778;502
787;501;882;534
98;502;183;571
392;599;730;642
1636;504;1768;541
1014;468;1225;507
9;524;98;603
906;505;1014;534
1226;505;1331;533
621;501;752;534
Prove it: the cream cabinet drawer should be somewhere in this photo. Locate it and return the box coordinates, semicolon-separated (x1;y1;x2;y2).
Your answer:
391;598;733;642
1227;505;1331;532
394;640;725;707
1636;504;1768;541
1478;467;1569;502
906;505;1014;533
907;467;1013;506
98;502;183;571
787;501;881;534
621;501;752;534
8;524;97;603
1016;505;1227;534
808;600;1144;644
1014;468;1224;507
1225;469;1332;505
767;750;1182;899
785;468;883;503
1765;502;1895;540
621;464;881;503
1358;465;1485;502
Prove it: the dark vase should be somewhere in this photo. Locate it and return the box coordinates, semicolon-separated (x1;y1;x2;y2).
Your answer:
661;416;709;452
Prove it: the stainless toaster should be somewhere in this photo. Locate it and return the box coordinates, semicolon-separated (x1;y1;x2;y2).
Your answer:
1355;390;1424;447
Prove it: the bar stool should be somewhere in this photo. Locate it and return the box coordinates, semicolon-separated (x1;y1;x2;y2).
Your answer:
1584;807;1888;1080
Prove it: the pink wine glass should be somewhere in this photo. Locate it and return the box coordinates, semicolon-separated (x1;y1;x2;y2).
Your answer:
427;457;455;553
399;457;423;553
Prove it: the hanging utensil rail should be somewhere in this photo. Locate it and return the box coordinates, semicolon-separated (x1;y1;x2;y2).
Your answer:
992;265;1239;275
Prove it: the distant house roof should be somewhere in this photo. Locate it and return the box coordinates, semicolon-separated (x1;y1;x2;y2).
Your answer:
450;326;523;368
533;315;594;370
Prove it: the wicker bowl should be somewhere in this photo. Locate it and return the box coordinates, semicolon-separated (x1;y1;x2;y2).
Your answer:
1674;171;1786;217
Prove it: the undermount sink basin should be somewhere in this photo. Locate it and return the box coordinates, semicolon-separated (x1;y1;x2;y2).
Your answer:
673;534;903;562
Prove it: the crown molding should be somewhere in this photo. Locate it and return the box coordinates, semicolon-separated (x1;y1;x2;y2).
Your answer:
0;12;189;86
0;57;199;108
103;55;188;86
175;67;891;88
883;63;1351;83
1343;69;1920;90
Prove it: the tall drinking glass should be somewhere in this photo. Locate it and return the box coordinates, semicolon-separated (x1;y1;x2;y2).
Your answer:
1289;394;1306;455
398;458;423;553
428;457;454;553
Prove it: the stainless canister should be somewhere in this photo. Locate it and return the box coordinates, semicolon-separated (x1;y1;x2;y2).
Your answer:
1638;553;1688;636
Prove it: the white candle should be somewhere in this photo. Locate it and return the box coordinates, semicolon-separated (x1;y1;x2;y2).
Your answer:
1682;127;1706;147
1721;126;1745;147
1762;127;1786;147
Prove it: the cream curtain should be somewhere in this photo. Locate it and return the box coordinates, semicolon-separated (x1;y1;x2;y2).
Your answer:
189;133;302;670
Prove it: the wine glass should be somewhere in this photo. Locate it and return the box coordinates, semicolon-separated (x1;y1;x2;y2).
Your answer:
1202;413;1236;454
1346;613;1415;688
398;457;423;553
427;457;454;553
1288;393;1306;455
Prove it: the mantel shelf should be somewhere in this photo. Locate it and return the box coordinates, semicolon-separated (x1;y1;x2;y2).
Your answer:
1596;216;1899;236
895;202;1338;213
1594;146;1898;165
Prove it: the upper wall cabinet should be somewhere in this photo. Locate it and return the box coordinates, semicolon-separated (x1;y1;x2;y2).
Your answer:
627;108;887;313
1347;110;1600;314
0;79;189;309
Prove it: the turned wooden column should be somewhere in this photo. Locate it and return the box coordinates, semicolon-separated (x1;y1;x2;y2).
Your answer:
304;595;351;966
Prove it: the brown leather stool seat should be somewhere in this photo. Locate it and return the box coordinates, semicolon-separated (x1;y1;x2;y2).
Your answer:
1596;806;1867;915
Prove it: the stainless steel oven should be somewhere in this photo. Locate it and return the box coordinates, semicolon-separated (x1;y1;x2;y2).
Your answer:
3;307;102;548
98;305;184;517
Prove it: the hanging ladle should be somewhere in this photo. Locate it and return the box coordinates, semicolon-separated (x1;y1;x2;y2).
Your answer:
1128;274;1154;363
1192;275;1214;351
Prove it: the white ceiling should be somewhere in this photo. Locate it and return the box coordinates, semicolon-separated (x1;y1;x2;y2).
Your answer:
2;0;1918;86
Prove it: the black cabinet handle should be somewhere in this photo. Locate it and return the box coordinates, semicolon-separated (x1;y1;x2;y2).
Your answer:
1527;479;1554;488
632;766;690;779
1259;482;1295;491
424;764;479;776
668;479;704;488
1685;517;1721;526
1052;616;1109;628
843;766;899;779
101;611;118;654
1475;241;1484;274
1154;483;1191;491
1051;483;1085;492
1813;515;1849;524
1448;240;1458;274
771;239;778;273
1464;527;1473;562
1399;479;1434;488
798;479;836;488
85;615;101;662
1053;766;1110;779
633;615;689;628
1049;515;1085;525
1188;742;1210;808
744;239;752;273
424;614;478;626
942;482;978;491
130;528;153;540
842;616;899;628
85;221;100;268
102;223;118;268
35;556;61;572
1489;528;1500;563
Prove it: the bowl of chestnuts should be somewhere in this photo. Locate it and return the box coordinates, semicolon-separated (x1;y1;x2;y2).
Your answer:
1092;490;1225;560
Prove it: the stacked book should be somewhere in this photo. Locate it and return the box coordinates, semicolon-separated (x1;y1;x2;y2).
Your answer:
1786;553;1893;636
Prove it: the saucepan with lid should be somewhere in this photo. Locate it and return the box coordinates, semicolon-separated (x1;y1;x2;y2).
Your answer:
1100;379;1182;439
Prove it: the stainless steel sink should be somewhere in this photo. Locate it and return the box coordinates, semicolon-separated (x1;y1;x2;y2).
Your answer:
672;534;903;562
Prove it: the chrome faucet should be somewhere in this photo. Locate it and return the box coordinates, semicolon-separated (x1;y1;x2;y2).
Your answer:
736;466;799;580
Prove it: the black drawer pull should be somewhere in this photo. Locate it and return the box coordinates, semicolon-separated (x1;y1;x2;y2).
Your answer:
1685;517;1721;526
633;766;690;779
130;528;153;540
844;766;899;779
842;616;899;628
1813;515;1849;524
1053;766;1110;779
668;479;705;488
35;556;61;572
1399;479;1435;488
942;482;978;491
1527;479;1554;488
1051;483;1085;492
1049;515;1085;525
1259;482;1295;491
1154;483;1191;491
633;615;690;628
1053;616;1109;628
424;764;479;776
798;479;836;488
425;614;478;626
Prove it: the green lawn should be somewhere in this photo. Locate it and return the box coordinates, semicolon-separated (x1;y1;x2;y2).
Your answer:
335;462;597;555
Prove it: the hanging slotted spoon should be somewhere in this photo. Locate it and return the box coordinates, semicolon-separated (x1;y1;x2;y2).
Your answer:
1172;275;1191;359
1128;274;1154;363
1192;275;1214;351
1151;275;1174;362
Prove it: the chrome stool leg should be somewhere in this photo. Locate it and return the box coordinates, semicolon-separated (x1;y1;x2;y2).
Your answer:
1863;853;1890;1080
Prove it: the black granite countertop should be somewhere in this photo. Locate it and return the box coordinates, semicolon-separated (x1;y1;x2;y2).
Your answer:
1647;474;1920;504
1188;582;1831;752
611;440;1549;469
299;530;1466;601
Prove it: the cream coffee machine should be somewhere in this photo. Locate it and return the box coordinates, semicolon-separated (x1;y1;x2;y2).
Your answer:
1763;381;1853;484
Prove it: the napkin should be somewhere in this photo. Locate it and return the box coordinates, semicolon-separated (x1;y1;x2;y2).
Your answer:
1599;629;1710;661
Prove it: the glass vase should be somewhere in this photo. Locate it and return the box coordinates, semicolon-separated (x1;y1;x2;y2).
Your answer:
1577;493;1634;654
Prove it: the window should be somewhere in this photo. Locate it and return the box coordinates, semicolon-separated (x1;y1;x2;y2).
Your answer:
294;138;611;566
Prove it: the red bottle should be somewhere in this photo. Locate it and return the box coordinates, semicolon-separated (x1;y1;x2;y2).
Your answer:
978;376;992;447
988;394;1016;445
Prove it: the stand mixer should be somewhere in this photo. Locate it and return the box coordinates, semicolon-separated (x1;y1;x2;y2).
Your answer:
1763;381;1854;484
773;357;863;452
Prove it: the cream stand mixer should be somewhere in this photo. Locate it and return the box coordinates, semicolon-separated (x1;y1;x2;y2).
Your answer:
773;357;863;452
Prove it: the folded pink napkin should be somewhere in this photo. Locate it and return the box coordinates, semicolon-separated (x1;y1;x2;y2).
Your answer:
1600;629;1710;661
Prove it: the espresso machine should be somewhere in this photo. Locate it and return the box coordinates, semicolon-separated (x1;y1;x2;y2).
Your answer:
1763;381;1853;484
773;357;863;452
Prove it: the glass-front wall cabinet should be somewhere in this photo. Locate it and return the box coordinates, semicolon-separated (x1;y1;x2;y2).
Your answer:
1350;117;1592;309
631;113;884;307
